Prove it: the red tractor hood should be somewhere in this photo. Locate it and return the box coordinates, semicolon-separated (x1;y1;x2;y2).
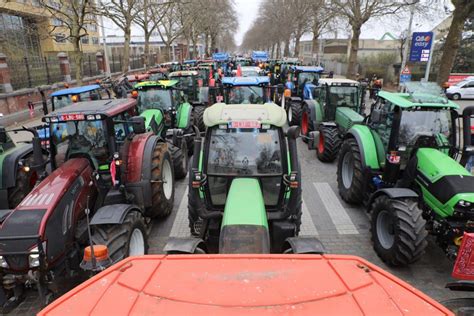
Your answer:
39;254;452;316
17;158;90;212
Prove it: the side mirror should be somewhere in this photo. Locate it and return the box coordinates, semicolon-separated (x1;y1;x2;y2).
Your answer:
0;127;7;143
286;125;300;139
131;116;146;134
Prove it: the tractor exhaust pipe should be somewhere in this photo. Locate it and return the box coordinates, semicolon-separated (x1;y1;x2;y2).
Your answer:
461;106;474;166
286;126;300;172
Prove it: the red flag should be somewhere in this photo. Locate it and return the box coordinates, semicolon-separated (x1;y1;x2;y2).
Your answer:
236;64;242;77
110;160;116;186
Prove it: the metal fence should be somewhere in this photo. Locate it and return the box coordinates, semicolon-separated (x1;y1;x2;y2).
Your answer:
70;53;100;80
109;54;145;72
9;56;63;90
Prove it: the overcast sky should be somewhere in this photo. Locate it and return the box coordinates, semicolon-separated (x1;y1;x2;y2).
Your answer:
103;1;451;45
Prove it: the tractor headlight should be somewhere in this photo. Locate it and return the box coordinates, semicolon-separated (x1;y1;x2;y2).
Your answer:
458;200;472;208
0;256;8;268
29;246;40;268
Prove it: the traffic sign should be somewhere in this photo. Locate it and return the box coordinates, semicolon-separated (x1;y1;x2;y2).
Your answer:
409;32;433;62
400;74;412;83
401;66;411;75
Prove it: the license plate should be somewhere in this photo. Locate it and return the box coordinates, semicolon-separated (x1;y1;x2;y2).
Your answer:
229;121;261;129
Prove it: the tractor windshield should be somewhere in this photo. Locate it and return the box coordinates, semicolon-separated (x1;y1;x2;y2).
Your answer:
328;86;358;108
225;86;265;104
138;89;173;111
50;120;109;169
207;126;283;206
298;72;320;86
398;109;452;148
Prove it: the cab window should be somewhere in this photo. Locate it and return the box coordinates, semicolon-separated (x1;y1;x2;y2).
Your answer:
370;98;395;149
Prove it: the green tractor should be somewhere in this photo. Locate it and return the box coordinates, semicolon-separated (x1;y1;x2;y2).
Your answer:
337;89;474;266
303;78;367;162
165;103;324;255
133;80;195;180
0;127;45;209
168;70;213;132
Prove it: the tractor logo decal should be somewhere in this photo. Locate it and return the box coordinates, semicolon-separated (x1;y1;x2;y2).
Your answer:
21;193;55;207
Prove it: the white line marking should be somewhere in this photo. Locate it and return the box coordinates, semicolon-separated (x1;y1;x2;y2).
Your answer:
313;182;359;235
300;200;318;236
169;187;191;237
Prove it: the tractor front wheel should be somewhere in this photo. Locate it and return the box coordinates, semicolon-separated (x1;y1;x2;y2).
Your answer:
193;105;206;133
337;138;364;204
300;106;314;143
317;126;341;162
169;142;188;180
289;101;302;126
91;211;148;263
370;196;428;266
146;143;174;218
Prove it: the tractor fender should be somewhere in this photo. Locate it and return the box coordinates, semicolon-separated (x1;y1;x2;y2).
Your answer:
304;99;323;128
2;144;33;189
368;188;418;207
321;122;337;127
284;236;326;254
177;102;193;129
345;125;380;170
290;96;302;103
163;237;207;254
90;204;142;225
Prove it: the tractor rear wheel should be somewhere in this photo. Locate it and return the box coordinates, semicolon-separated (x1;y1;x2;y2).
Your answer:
147;143;174;218
337;138;364;204
169;142;188;180
316;126;341;162
370;196;428;266
193;105;206;133
91;211;148;263
289;101;302;126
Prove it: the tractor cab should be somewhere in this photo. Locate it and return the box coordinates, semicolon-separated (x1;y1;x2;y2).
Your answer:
189;65;213;87
168;70;208;104
220;76;272;104
316;78;365;120
287;66;324;98
212;52;231;76
50;84;110;111
147;67;168;81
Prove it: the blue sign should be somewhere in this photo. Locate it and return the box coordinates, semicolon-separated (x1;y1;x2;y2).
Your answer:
400;74;412;83
409;32;433;62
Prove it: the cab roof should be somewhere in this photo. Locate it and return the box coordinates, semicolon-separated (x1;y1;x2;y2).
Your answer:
50;84;101;97
204;103;286;127
378;91;459;109
168;70;199;77
222;76;270;86
38;254;451;316
319;78;359;86
42;99;137;121
291;66;324;73
134;80;179;89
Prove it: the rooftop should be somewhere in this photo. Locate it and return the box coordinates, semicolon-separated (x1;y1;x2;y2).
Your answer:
222;76;270;86
134;80;179;89
319;78;359;85
43;99;137;120
169;71;199;77
204;103;286;127
291;66;324;73
378;91;459;109
50;85;101;97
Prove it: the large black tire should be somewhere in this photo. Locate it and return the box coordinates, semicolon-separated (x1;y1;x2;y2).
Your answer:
300;105;314;144
193;105;206;133
169;142;188;180
370;196;428;266
91;211;148;263
147;143;174;218
289;101;302;126
337;138;364;204
7;166;33;209
316;126;341;162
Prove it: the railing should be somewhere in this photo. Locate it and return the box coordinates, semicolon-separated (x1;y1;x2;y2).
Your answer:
9;56;63;90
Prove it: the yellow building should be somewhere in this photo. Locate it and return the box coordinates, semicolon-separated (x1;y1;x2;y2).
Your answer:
0;0;101;59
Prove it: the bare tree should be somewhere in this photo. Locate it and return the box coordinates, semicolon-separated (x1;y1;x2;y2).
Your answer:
290;0;313;57
437;0;474;84
39;0;96;84
310;1;333;64
156;1;185;61
329;0;412;79
100;0;142;72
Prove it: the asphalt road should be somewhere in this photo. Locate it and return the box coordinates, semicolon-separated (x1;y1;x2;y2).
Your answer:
6;97;474;315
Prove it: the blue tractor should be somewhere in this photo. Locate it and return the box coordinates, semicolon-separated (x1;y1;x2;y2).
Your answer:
219;76;273;105
50;84;110;111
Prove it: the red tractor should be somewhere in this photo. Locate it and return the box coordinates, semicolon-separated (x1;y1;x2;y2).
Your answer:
0;99;175;312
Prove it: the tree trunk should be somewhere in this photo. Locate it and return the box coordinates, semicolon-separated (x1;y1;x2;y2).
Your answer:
437;6;469;84
122;24;131;72
144;30;151;71
312;25;321;65
210;32;217;53
294;33;302;58
204;33;210;57
72;38;83;85
276;41;281;58
284;38;290;57
165;43;171;61
191;36;197;59
346;25;361;79
271;43;275;59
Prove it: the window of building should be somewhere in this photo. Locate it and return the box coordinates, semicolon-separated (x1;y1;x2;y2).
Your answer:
304;44;311;53
31;0;40;7
55;33;67;43
86;23;97;32
92;37;99;45
81;36;89;44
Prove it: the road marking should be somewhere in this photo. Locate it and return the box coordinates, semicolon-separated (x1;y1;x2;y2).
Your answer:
313;182;359;235
300;200;318;236
169;188;191;237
